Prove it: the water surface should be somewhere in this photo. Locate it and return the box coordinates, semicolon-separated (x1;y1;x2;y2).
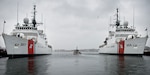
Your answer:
0;52;150;75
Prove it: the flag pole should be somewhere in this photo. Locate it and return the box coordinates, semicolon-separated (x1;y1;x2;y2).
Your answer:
145;27;149;38
3;20;6;33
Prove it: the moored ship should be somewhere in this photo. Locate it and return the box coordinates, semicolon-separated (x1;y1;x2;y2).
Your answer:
99;8;148;55
2;5;52;57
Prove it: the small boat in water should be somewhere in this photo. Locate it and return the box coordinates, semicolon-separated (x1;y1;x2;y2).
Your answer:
98;8;148;55
2;5;52;57
73;47;81;55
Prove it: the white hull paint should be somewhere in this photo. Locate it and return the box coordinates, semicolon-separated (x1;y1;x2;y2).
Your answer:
99;37;147;55
98;8;148;55
2;33;52;56
2;5;52;57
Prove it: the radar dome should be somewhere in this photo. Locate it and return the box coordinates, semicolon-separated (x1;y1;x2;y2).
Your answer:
123;21;128;27
23;17;29;24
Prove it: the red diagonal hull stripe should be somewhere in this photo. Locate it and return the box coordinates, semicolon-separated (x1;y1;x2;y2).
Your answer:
28;40;34;54
118;40;125;54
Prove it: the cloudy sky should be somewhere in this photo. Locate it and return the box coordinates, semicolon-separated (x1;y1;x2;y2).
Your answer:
0;0;150;50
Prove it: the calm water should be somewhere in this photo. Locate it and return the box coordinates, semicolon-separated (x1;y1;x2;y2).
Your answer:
0;52;150;75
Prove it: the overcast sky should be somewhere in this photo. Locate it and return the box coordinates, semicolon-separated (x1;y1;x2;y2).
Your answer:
0;0;150;50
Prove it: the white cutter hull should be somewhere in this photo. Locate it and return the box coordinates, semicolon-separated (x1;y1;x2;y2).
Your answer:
2;34;52;56
99;37;147;55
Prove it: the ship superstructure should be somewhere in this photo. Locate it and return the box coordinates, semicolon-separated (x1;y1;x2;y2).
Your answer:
99;8;148;55
2;5;52;57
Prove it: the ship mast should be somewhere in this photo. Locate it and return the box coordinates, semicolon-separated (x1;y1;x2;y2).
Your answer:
32;5;37;28
116;8;120;27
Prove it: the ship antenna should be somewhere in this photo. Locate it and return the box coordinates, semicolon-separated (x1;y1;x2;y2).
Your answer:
76;46;78;50
17;2;19;25
133;7;135;29
116;8;120;27
32;5;37;28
